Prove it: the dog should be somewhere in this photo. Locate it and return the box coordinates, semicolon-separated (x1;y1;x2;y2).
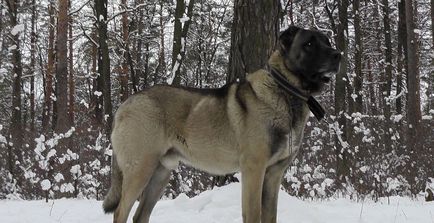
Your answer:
103;26;341;223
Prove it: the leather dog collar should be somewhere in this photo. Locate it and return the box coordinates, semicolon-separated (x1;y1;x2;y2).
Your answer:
265;64;325;121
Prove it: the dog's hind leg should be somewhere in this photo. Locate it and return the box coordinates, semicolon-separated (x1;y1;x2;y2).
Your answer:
113;156;159;223
132;163;171;223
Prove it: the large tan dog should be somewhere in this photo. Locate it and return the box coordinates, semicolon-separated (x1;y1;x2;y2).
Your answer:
103;26;341;223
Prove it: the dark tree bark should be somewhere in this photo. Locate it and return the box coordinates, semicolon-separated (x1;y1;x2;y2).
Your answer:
154;2;166;84
55;0;70;134
334;0;350;184
382;0;393;151
352;0;363;113
30;0;36;132
227;0;280;83
42;2;55;131
132;0;144;92
54;0;71;197
6;0;24;183
405;0;422;145
396;0;407;114
405;0;422;193
90;30;103;125
170;0;195;86
69;17;75;126
120;0;129;101
95;0;113;134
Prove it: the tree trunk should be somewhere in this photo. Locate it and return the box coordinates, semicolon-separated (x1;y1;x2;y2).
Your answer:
43;2;55;131
6;0;24;183
69;17;75;126
95;0;113;134
90;30;103;125
334;0;350;184
352;0;363;113
405;0;422;193
30;0;36;132
55;0;70;134
382;0;393;151
366;60;376;115
429;0;434;111
133;0;144;92
396;0;407;114
227;0;280;83
170;0;195;86
154;2;166;84
54;0;71;197
120;0;129;101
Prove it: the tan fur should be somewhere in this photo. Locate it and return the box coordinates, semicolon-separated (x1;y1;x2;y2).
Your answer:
104;50;312;223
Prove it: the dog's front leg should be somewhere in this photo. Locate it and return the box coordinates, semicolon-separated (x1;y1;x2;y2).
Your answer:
261;158;290;223
240;153;267;223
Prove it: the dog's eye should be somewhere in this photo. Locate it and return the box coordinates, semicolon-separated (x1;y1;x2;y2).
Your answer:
304;41;313;49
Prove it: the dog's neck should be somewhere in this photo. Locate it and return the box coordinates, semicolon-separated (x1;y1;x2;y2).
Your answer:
267;51;310;95
265;51;325;121
267;51;324;95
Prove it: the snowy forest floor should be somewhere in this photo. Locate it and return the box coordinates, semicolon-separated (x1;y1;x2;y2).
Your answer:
1;183;433;223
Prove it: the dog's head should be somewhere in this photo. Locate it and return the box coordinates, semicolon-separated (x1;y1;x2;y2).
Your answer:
278;26;341;92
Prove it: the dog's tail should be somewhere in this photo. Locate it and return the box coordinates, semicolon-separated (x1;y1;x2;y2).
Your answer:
103;154;123;213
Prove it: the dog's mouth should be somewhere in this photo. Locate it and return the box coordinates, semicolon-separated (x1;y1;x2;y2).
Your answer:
318;62;340;83
319;71;336;83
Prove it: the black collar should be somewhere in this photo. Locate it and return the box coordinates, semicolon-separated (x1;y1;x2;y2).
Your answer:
265;64;325;121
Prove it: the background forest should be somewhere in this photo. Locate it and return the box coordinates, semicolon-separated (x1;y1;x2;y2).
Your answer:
0;0;433;201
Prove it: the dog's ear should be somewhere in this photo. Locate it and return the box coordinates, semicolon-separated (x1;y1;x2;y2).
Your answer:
279;26;300;52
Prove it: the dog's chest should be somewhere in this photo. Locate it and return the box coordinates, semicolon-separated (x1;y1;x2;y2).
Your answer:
268;98;310;164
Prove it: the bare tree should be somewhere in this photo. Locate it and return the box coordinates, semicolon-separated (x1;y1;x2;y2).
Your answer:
382;0;393;151
429;0;434;111
95;0;113;134
30;0;37;132
69;17;75;126
396;0;407;114
352;0;363;113
6;0;24;183
334;0;351;185
55;0;70;134
405;0;422;193
42;2;55;131
120;0;129;101
170;0;195;86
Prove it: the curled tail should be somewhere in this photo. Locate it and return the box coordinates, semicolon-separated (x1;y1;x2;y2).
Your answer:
103;154;123;213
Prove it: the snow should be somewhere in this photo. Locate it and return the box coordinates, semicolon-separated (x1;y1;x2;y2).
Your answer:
70;165;81;175
392;114;404;123
40;179;51;191
1;183;433;223
80;99;89;108
54;173;64;183
351;93;358;101
422;115;432;120
94;91;103;97
8;45;17;51
10;24;25;35
0;68;6;82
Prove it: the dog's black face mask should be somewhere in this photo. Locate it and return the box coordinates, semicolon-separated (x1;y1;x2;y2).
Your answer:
279;26;341;91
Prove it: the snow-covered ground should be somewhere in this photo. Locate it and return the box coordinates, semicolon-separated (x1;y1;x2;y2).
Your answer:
1;183;433;223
